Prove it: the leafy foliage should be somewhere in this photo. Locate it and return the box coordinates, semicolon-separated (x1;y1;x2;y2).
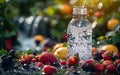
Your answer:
0;49;8;56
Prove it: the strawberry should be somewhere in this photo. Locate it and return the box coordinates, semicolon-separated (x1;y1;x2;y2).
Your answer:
35;54;41;59
60;60;67;66
29;54;34;59
85;60;95;65
24;55;32;62
68;53;80;66
31;58;37;63
5;39;12;50
82;61;95;72
102;51;113;60
94;63;104;71
115;59;120;65
102;55;112;60
118;52;120;58
36;62;44;67
83;59;95;72
102;60;113;68
38;52;58;65
106;63;115;72
99;50;106;55
43;65;57;75
102;55;111;60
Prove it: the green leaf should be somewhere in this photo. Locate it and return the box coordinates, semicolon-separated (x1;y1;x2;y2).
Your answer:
3;31;16;38
35;70;44;75
0;49;8;56
112;32;120;44
97;36;106;40
25;49;33;54
55;69;66;75
63;42;67;47
0;0;5;3
15;50;23;57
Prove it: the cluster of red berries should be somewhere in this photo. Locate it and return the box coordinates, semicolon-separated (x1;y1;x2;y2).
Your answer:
2;49;120;75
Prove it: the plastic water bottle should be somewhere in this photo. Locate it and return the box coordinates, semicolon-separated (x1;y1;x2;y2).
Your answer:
67;6;93;60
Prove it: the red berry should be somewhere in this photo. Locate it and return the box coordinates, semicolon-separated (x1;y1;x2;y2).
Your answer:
31;58;37;63
94;11;102;18
102;60;113;68
43;65;57;75
60;60;67;65
118;52;120;57
106;64;115;72
36;62;44;67
24;55;32;61
85;60;95;65
94;63;104;71
100;50;106;54
115;59;120;65
62;32;67;41
38;52;58;65
68;53;79;66
5;39;12;50
29;54;34;59
5;39;12;44
102;51;113;60
102;55;112;60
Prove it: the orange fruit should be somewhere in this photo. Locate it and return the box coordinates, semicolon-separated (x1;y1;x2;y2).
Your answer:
59;4;72;15
34;35;45;43
107;18;119;30
101;44;118;53
54;47;68;60
92;47;98;54
52;43;63;53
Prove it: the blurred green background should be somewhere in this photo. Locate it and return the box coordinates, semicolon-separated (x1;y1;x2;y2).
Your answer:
0;0;120;50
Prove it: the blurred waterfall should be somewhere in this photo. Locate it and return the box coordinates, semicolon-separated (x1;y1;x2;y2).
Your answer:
14;16;50;50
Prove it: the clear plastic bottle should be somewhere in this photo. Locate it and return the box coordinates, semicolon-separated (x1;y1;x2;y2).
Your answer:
67;6;93;60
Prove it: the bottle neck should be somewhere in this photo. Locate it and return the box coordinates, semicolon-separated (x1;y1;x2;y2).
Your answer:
72;6;87;19
73;14;87;19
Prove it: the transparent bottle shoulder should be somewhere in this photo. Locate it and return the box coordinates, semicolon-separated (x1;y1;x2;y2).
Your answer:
68;18;91;27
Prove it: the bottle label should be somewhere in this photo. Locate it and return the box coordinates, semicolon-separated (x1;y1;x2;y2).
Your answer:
67;25;93;60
